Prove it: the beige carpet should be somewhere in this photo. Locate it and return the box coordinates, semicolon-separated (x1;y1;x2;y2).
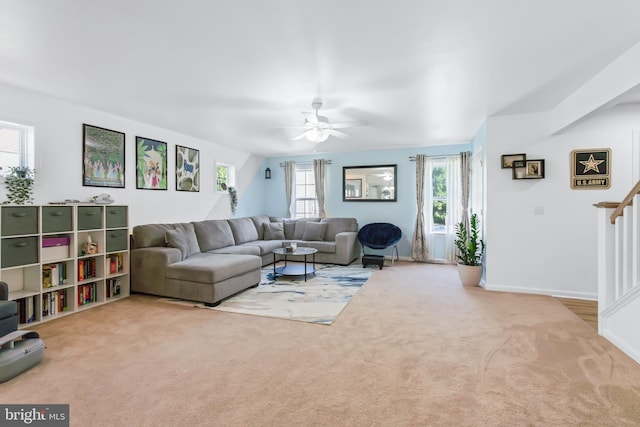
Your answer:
3;262;640;426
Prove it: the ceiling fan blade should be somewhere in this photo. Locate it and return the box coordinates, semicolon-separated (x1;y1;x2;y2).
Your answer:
292;131;308;140
330;120;369;129
302;111;318;124
329;129;349;139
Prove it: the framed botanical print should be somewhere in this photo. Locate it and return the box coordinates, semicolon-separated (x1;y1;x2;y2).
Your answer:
136;136;168;190
82;124;125;188
176;145;200;192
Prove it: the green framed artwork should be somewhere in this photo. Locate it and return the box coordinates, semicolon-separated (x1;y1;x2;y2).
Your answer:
82;124;125;188
136;136;168;190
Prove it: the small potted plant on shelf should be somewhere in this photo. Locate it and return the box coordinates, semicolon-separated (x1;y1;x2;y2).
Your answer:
454;213;485;286
3;166;35;205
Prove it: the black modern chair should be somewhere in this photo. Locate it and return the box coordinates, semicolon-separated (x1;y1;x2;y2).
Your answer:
357;223;402;269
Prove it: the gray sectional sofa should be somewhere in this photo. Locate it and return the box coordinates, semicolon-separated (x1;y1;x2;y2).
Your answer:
130;216;360;306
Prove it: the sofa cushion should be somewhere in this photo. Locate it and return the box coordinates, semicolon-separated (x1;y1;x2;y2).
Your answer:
263;222;285;240
173;223;201;256
133;223;183;248
302;222;327;241
228;217;259;244
239;240;284;256
283;220;296;240
193;220;235;251
251;216;271;240
322;218;359;241
208;245;261;256
306;241;336;253
293;217;321;239
166;253;261;283
165;229;192;260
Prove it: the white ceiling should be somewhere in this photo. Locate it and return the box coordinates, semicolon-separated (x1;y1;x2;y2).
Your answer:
2;1;640;156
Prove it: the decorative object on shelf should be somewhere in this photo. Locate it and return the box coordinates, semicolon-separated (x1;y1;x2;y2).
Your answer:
82;234;98;255
570;148;610;189
136;136;168;190
513;159;545;179
90;193;114;204
82;124;125;188
228;186;238;215
454;213;485;287
3;166;35;205
501;153;526;169
265;167;271;179
175;145;199;192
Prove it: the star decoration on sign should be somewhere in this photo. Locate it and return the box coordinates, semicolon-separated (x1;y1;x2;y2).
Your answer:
579;154;605;173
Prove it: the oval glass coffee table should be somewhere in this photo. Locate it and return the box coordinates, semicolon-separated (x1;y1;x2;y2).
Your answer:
272;247;318;281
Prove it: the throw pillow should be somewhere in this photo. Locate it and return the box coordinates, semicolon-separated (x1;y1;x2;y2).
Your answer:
263;222;285;240
165;230;190;260
302;222;327;241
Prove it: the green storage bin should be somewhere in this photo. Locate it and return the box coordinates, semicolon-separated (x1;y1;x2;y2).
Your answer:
77;206;103;230
1;207;38;236
105;206;127;229
1;236;39;268
42;206;73;233
106;229;128;252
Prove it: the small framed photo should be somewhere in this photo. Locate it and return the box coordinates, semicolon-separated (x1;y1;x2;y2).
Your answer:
82;124;125;188
176;145;200;192
524;159;545;179
136;136;168;190
501;153;526;169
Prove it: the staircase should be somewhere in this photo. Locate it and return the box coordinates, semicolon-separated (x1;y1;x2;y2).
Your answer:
595;181;640;364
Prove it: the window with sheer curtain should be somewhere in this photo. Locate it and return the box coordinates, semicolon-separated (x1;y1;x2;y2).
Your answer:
424;156;462;262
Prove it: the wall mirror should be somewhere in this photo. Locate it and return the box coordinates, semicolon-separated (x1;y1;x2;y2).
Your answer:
343;164;397;202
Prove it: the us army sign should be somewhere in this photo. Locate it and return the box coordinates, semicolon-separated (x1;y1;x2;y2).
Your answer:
571;148;610;189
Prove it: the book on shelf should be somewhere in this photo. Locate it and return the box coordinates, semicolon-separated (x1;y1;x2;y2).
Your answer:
18;296;37;324
43;262;68;287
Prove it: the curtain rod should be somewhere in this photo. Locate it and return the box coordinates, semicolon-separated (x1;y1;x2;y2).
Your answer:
279;160;332;167
408;155;450;161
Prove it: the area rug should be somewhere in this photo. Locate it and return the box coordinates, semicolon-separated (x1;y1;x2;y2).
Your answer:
162;264;373;324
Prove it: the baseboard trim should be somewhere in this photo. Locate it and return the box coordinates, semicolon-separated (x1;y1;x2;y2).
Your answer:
483;283;597;300
600;285;640;318
601;327;640;365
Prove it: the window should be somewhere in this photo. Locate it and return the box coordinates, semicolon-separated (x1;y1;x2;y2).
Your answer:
431;159;447;232
216;162;235;192
0;120;34;178
295;164;318;218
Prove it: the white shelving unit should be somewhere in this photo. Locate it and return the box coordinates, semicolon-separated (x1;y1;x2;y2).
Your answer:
0;204;129;326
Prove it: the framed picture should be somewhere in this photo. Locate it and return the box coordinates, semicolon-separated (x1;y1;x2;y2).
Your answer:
571;148;610;189
136;136;167;190
82;124;125;188
344;179;362;199
501;153;526;169
525;159;545;179
176;145;199;192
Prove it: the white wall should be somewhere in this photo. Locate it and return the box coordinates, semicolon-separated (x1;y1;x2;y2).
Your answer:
485;104;639;298
0;83;262;228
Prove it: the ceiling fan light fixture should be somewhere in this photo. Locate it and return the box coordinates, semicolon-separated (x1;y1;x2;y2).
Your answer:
305;127;330;143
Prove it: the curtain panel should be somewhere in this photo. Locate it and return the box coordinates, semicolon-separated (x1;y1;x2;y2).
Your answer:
412;154;429;261
284;160;295;218
313;159;327;218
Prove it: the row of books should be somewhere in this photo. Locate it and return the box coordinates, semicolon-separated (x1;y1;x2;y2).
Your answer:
106;278;122;298
43;290;68;317
78;282;98;306
108;253;125;275
42;262;69;287
78;258;98;281
16;296;37;324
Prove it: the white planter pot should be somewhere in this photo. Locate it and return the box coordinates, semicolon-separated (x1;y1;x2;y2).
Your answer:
457;264;483;287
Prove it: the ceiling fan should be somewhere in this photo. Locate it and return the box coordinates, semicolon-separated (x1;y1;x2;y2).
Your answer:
291;101;368;143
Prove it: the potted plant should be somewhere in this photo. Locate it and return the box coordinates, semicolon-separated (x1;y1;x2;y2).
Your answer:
228;186;238;216
454;213;485;286
3;166;35;205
